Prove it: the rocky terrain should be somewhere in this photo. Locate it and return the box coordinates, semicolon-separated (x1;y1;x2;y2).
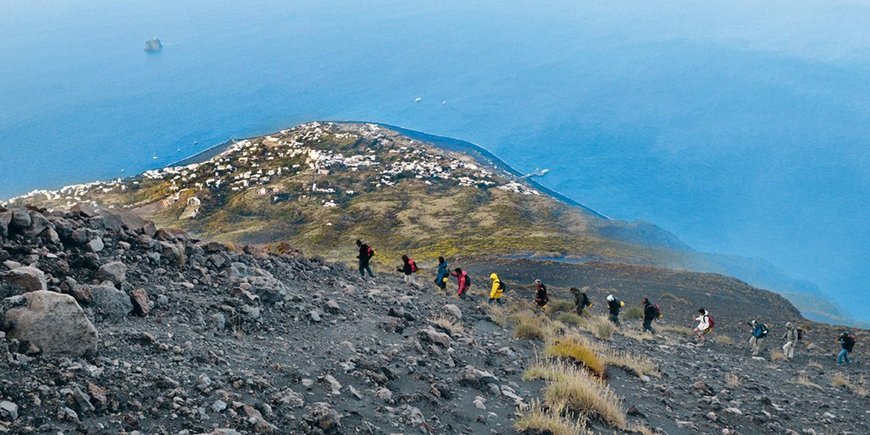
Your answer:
1;205;867;434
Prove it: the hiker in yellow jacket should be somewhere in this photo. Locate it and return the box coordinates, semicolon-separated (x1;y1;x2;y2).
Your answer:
489;273;504;305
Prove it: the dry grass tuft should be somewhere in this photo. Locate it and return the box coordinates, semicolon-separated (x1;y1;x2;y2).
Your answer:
487;304;510;327
545;337;606;377
725;373;740;388
620;329;654;342
600;350;661;378
808;361;824;369
628;423;656;435
794;373;824;390
578;315;618;340
770;350;786;361
542;364;626;428
831;373;868;397
547;299;576;313
657;324;694;336
623;307;644;320
514;400;589;435
429;315;464;335
556;312;585;327
714;335;735;345
514;315;546;341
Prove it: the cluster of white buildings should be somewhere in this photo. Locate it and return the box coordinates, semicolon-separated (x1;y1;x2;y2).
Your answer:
6;122;541;211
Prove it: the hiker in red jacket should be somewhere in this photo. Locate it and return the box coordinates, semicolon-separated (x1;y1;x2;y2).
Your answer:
451;268;470;299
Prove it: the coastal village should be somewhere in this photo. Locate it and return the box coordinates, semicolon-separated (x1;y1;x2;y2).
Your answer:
4;122;541;216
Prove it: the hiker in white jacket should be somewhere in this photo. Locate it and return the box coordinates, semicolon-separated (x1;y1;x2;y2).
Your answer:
782;322;799;359
693;308;712;342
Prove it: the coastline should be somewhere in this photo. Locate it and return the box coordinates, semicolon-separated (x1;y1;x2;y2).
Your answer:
169;120;611;220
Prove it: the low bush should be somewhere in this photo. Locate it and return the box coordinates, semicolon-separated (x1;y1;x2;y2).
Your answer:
623;307;644;320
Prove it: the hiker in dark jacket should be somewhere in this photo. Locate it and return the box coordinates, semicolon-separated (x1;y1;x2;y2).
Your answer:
356;239;374;278
642;298;658;334
534;279;548;309
606;294;623;327
434;256;449;291
838;331;856;366
397;255;416;285
748;320;768;356
570;287;591;316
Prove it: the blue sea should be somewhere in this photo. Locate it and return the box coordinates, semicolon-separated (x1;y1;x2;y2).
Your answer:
2;0;869;321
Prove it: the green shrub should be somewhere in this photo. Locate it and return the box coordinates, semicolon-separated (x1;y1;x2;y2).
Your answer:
623;307;644;320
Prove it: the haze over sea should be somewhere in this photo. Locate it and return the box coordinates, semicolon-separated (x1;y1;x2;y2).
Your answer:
2;1;868;321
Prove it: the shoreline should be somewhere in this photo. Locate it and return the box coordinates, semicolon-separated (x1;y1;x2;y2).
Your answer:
169;120;611;220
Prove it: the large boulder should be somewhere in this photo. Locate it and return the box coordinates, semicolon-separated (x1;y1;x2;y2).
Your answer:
1;291;98;356
9;209;31;230
21;211;51;238
1;266;47;292
89;284;133;320
94;261;127;286
0;211;11;237
128;288;152;316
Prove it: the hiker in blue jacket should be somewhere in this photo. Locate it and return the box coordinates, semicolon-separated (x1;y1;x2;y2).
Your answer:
748;320;769;356
434;256;449;291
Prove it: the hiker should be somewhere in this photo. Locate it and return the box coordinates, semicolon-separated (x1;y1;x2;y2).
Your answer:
434;256;449;291
748;320;769;356
693;308;713;342
397;255;418;285
642;298;660;334
489;273;505;305
534;279;548;309
838;331;856;366
606;294;623;327
782;322;799;359
570;287;591;316
451;268;470;299
356;239;375;278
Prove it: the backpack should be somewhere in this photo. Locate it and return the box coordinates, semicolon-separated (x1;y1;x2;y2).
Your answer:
757;323;769;338
796;328;803;340
497;280;506;291
653;303;662;319
464;274;471;288
408;258;418;273
843;334;856;351
706;314;715;329
367;246;375;258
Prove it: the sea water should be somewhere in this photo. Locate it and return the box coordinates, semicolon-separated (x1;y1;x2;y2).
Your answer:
2;0;868;320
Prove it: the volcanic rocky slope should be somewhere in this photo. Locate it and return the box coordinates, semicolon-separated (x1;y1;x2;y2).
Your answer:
1;206;868;434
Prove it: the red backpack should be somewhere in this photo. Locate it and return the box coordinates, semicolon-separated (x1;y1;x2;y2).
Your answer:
408;258;418;273
706;314;715;329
